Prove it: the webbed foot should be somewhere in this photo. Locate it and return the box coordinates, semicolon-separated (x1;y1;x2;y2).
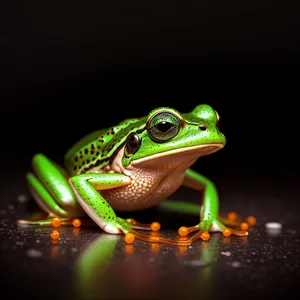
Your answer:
177;212;256;242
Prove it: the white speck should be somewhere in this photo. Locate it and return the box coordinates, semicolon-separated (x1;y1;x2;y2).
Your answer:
246;259;252;263
148;257;155;262
221;251;231;257
0;210;7;215
16;241;24;246
71;247;78;252
8;205;14;210
17;194;29;203
231;261;241;268
188;246;193;249
36;240;40;244
265;222;282;229
184;260;209;267
26;248;43;258
265;222;282;237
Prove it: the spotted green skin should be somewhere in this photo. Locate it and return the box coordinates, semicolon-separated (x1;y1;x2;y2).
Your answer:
23;104;228;244
65;105;224;175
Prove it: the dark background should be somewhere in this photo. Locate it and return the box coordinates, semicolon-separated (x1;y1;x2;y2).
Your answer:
1;1;300;300
1;0;299;176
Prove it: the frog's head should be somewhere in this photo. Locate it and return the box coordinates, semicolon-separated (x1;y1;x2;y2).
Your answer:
117;104;226;170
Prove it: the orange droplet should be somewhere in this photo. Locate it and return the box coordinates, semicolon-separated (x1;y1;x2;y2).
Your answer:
50;239;59;245
246;216;256;226
124;233;135;244
178;246;188;254
178;226;188;237
240;222;249;231
228;212;237;221
72;227;80;236
151;222;161;232
200;232;210;241
222;228;232;237
51;230;60;240
125;244;134;254
72;219;81;227
51;217;61;228
151;243;160;254
150;231;160;237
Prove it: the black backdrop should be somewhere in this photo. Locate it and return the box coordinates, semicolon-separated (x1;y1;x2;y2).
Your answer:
1;0;299;179
1;3;300;299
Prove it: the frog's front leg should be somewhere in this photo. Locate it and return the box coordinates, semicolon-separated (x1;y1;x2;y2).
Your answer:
69;173;188;245
161;168;256;242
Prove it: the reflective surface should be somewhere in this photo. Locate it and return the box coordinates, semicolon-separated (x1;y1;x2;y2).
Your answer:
1;170;300;300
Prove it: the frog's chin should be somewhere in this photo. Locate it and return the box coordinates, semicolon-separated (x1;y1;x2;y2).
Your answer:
131;143;224;167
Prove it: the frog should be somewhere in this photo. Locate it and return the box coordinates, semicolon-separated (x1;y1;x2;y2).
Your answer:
17;104;256;246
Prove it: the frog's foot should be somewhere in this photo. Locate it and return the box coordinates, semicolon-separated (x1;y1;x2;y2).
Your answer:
116;217;192;246
178;217;251;242
219;211;257;230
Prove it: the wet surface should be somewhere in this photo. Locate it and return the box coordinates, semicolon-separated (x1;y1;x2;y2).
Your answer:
1;170;300;300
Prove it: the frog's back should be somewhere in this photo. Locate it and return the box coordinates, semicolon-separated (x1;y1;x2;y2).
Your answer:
64;117;146;176
65;129;106;160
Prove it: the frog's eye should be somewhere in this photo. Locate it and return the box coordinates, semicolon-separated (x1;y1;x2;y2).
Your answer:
147;111;181;142
125;132;142;157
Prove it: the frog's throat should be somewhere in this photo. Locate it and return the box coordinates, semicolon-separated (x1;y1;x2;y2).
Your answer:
131;143;224;166
110;143;223;176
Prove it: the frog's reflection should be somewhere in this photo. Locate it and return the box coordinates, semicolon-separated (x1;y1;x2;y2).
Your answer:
73;233;221;300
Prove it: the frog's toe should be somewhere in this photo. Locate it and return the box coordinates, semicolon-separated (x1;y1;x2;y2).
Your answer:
122;227;192;246
178;220;212;242
219;212;256;230
117;218;191;246
17;216;90;228
213;219;249;237
124;218;161;231
123;229;189;245
177;216;252;242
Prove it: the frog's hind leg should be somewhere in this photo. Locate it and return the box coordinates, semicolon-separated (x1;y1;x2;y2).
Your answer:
17;154;85;227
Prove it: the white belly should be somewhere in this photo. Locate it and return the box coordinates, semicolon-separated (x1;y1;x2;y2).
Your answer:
100;168;186;211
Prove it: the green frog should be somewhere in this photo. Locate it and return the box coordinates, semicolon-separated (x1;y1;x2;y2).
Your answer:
18;104;255;245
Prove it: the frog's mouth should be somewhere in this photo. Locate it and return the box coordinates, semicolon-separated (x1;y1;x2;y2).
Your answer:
131;143;224;166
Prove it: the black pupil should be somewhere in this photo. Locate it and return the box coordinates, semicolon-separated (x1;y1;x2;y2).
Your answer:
126;133;140;155
156;121;173;133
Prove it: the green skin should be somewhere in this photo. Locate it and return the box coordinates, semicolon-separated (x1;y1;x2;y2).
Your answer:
19;104;248;246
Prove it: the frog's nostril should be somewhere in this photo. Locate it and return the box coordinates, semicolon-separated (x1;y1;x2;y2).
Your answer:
199;124;207;131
